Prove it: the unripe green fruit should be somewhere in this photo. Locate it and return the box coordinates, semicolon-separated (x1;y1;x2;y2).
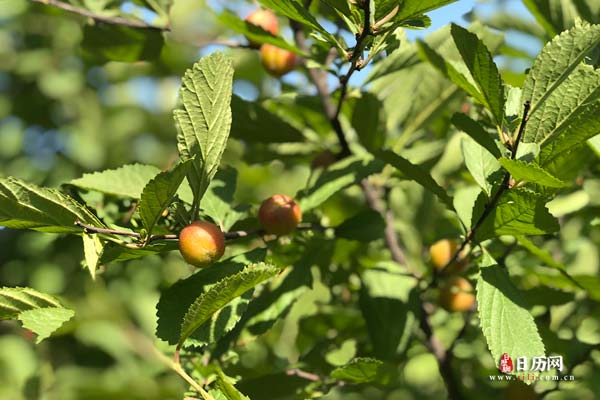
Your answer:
245;9;279;48
178;221;225;268
429;238;468;273
258;194;302;235
439;276;475;312
260;44;297;77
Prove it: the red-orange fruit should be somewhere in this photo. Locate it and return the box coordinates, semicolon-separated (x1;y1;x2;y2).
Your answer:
260;44;297;77
258;194;302;235
429;238;468;273
245;9;279;48
439;276;476;312
178;221;225;268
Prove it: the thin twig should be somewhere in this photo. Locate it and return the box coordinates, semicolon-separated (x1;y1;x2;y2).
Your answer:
124;327;213;400
31;0;170;31
74;220;326;243
286;368;322;382
431;101;533;286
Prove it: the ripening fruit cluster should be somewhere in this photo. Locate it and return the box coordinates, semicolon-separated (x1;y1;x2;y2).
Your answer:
429;238;475;312
178;194;301;268
245;9;297;77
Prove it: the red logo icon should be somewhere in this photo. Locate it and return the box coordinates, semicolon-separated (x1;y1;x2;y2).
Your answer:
499;353;513;373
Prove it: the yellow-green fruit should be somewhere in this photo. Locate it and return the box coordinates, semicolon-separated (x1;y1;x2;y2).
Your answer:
260;44;297;77
244;9;279;48
439;276;475;312
258;194;302;235
429;238;467;273
178;221;225;268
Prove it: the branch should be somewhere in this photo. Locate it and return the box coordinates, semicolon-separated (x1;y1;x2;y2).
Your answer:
290;4;465;398
74;220;326;243
431;101;533;285
31;0;170;31
286;368;322;382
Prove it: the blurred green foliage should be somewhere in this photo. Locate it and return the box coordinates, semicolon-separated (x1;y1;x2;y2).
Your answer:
1;0;600;400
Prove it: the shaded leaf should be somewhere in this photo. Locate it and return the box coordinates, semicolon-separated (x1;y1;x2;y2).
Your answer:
139;159;192;236
330;357;390;384
335;209;385;242
452;113;502;158
378;150;453;209
81;24;164;63
298;156;384;211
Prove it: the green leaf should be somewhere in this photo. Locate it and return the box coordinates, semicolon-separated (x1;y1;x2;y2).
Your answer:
0;177;104;233
330;357;389;384
535;100;600;174
18;307;74;344
256;0;341;50
175;52;234;207
476;189;559;241
178;262;279;346
82;233;104;280
231;96;304;143
461;137;503;196
0;287;74;343
68;164;161;199
201;167;243;231
452;113;502;159
522;0;584;37
516;236;583;289
81;24;164;63
139;159;192;236
453;186;487;230
375;0;457;25
156;249;266;346
217;10;303;54
477;252;545;382
298;156;384;212
378;150;453;209
522;22;600;144
498;158;567;188
351;92;386;152
215;370;250;400
335;209;385;242
360;268;418;360
450;24;504;125
417;40;489;113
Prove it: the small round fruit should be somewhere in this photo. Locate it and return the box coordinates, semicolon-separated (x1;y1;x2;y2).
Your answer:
178;221;225;268
245;9;279;48
258;194;302;235
429;238;467;273
439;276;475;312
260;44;297;77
